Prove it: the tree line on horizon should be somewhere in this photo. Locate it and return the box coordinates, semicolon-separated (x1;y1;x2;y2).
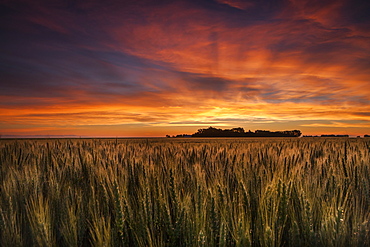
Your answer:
171;127;302;138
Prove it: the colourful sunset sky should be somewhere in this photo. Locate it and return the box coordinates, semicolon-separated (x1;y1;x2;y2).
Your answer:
1;0;370;137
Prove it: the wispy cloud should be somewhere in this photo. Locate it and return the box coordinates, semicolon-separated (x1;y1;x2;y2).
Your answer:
301;121;370;128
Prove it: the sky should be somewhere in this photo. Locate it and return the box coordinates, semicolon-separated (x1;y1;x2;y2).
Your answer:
1;0;370;137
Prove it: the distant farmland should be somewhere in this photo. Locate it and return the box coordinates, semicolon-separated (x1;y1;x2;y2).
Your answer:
0;138;369;246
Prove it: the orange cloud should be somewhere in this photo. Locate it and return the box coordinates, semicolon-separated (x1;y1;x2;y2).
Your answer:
1;0;369;136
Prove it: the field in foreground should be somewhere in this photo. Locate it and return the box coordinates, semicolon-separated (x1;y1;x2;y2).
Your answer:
0;138;369;246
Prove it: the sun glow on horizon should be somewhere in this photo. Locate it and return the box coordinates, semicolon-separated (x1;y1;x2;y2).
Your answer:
0;0;369;137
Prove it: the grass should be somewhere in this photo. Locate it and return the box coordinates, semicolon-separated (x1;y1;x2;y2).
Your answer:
0;137;369;246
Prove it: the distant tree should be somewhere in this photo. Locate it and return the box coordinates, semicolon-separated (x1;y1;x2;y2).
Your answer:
293;130;302;137
193;127;224;137
231;127;245;133
191;127;301;137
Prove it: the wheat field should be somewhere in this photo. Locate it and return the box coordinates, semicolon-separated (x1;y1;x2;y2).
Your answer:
0;138;369;246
